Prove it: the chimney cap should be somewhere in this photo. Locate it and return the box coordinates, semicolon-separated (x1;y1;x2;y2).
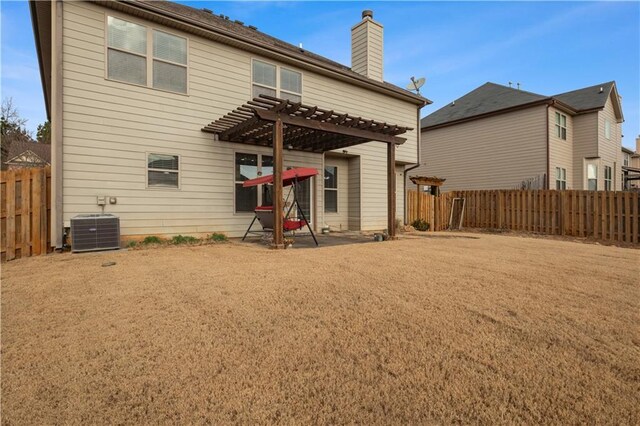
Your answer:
362;10;373;19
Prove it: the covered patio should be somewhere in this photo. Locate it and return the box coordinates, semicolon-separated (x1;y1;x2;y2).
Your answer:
202;95;412;248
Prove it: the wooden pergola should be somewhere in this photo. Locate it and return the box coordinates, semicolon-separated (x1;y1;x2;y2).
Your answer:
202;95;412;248
409;176;446;196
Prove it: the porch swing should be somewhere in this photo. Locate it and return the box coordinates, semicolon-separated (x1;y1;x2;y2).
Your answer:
241;167;319;246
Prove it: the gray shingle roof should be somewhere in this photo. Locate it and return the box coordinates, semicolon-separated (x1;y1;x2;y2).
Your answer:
553;81;615;111
422;81;617;129
421;83;548;128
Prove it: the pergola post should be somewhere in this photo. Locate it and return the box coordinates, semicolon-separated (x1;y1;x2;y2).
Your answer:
272;117;284;248
387;142;396;239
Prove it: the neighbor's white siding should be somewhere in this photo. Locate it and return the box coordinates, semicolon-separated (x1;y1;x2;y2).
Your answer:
571;112;598;190
597;94;623;190
416;105;548;191
61;2;417;237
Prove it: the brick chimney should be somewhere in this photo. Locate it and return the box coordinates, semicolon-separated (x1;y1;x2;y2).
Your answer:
636;135;640;153
351;10;383;81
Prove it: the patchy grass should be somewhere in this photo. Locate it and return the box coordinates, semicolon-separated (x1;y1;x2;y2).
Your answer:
2;233;638;424
141;235;163;245
207;232;228;242
170;234;200;245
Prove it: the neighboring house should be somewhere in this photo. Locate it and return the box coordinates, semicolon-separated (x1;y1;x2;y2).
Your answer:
416;81;624;192
1;137;51;170
621;136;640;190
30;1;429;247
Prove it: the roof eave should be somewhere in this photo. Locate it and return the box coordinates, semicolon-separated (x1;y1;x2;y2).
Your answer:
29;0;51;121
98;0;430;106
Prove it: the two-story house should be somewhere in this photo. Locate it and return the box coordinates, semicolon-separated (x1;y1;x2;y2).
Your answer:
30;1;429;248
415;81;624;192
621;136;640;190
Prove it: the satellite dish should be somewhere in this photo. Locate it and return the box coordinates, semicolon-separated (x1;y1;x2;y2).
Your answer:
406;76;426;93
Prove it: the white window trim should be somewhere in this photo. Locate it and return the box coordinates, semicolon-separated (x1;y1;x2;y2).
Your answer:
105;14;190;96
604;119;611;140
146;152;181;190
251;58;303;101
324;165;338;214
555;167;567;190
604;165;612;191
233;151;273;214
555;112;567;140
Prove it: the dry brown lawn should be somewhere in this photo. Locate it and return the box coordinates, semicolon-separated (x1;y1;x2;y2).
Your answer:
2;233;639;424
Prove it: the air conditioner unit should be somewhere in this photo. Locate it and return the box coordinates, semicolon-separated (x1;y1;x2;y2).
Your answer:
70;214;120;253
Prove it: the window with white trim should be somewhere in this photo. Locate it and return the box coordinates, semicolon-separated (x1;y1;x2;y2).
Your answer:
623;154;629;167
604;119;611;140
252;59;302;102
324;166;338;213
147;153;179;188
235;153;273;212
587;163;598;191
107;17;188;94
604;165;612;191
555;112;567;140
555;167;567;190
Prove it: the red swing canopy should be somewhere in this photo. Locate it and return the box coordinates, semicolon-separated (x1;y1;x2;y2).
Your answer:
243;167;318;188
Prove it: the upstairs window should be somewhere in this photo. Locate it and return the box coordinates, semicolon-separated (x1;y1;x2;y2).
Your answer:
623;154;629;167
252;60;302;102
324;166;338;213
147;153;179;188
604;166;612;191
107;17;147;86
555;112;567;140
604;119;611;140
555;167;567;190
107;17;188;94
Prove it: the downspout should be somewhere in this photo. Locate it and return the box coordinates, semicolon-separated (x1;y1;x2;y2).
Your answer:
404;105;424;223
546;102;551;189
52;0;64;248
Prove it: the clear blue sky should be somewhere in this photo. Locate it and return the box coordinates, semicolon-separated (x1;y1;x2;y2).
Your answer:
2;1;638;149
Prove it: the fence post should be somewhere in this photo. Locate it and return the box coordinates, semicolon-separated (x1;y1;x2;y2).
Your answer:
6;170;16;261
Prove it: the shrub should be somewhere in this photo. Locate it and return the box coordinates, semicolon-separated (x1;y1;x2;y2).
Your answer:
142;236;163;245
126;241;137;248
411;219;430;232
171;235;200;245
207;233;228;242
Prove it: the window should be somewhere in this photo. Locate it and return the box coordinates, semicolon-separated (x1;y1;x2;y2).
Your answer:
604;119;611;140
107;17;147;85
587;163;598;191
604;165;612;191
252;59;302;102
324;166;338;213
234;153;272;212
623;154;629;167
147;153;179;188
107;17;188;94
153;30;188;93
555;167;567;190
555;112;567;140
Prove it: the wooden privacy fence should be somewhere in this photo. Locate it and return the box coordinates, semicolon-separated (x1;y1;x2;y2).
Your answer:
1;166;52;261
407;189;639;244
407;191;454;231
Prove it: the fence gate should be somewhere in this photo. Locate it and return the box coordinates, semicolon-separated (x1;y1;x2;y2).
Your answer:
1;166;52;261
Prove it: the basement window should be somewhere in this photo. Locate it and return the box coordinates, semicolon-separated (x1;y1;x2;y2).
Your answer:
555;112;567;140
324;166;338;213
147;153;180;189
555;167;567;190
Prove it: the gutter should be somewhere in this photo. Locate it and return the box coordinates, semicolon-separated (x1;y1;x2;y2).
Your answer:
29;1;51;120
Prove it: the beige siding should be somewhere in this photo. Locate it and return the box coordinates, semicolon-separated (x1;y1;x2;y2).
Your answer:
323;156;349;231
61;2;416;237
350;18;383;82
347;157;361;230
416;105;548;191
548;107;574;189
571;112;598;190
597;94;623;190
